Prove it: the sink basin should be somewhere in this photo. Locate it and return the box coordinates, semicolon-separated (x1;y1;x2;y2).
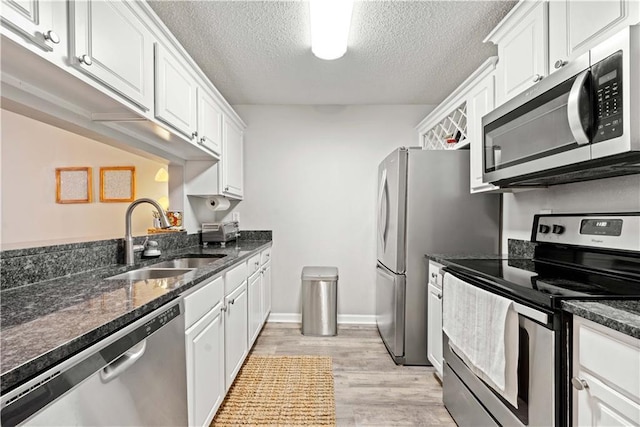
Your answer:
149;256;227;269
107;268;195;280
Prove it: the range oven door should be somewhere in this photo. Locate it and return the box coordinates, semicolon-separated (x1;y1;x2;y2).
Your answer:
441;271;557;427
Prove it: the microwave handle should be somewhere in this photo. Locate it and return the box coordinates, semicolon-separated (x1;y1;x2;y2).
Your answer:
567;70;591;146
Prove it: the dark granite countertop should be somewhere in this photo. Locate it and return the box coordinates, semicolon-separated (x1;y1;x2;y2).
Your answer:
563;300;640;340
426;253;505;265
0;239;272;393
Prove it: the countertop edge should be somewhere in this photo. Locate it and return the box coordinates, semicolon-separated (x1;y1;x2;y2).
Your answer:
562;300;640;340
0;240;272;393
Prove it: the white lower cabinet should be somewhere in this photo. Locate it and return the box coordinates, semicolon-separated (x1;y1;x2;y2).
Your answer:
261;261;272;321
224;281;248;391
184;275;225;427
248;269;263;346
427;261;444;378
572;316;640;426
185;302;225;427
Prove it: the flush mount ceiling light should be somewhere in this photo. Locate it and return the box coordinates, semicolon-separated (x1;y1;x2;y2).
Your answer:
309;0;354;60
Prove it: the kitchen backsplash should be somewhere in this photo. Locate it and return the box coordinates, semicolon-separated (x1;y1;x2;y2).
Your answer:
507;238;536;259
0;230;272;290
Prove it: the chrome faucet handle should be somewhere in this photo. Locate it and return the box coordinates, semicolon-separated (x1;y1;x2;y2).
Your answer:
143;239;161;257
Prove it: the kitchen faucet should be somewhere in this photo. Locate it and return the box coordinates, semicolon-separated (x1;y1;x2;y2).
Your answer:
124;198;171;265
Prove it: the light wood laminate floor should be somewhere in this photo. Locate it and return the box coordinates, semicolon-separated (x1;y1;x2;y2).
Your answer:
250;323;457;426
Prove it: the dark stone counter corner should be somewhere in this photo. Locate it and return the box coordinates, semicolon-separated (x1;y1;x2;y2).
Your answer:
563;300;640;340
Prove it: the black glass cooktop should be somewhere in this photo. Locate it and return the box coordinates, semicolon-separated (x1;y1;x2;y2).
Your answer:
445;258;640;310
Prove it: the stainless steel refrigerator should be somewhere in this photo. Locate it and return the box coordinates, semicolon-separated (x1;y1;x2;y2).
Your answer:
376;147;500;365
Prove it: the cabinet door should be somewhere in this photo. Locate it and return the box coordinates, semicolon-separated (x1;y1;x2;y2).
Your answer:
186;303;225;427
1;0;57;51
549;0;640;75
427;282;443;377
262;262;272;322
495;1;548;106
224;282;248;390
155;43;198;139
468;74;499;193
221;118;244;199
572;316;640;426
197;89;223;158
69;0;153;111
248;271;262;347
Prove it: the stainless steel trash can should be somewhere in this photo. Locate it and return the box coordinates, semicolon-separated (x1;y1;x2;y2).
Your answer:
301;266;338;336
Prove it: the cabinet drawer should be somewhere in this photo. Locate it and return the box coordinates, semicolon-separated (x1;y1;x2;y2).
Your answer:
428;261;443;289
225;262;247;295
247;254;261;276
576;317;640;400
260;247;272;265
184;276;224;329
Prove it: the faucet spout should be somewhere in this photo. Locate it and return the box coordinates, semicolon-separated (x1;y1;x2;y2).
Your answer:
124;198;171;265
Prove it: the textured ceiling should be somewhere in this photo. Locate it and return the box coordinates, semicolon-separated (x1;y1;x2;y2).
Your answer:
148;1;516;105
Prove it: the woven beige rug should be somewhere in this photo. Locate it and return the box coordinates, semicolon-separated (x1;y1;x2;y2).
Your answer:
212;355;336;426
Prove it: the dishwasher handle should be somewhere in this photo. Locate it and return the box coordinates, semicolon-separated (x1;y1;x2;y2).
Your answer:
100;340;147;383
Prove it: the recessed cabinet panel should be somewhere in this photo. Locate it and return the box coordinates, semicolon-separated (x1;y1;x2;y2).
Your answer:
225;282;248;390
198;89;223;157
248;270;263;346
154;43;198;139
222;118;244;199
549;0;639;75
495;1;547;106
469;74;499;193
70;0;153;110
262;262;272;320
1;0;55;51
186;305;224;427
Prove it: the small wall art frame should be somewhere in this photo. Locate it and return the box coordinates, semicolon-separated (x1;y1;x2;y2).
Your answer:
100;166;136;202
55;167;92;204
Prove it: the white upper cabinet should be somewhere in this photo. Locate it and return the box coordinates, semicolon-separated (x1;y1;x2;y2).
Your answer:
154;42;198;140
487;0;640;105
549;0;640;75
197;88;223;158
1;0;58;51
222;117;244;199
468;72;499;193
69;0;154;111
486;1;548;107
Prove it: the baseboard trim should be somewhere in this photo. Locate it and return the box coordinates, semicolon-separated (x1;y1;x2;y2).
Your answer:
266;313;376;325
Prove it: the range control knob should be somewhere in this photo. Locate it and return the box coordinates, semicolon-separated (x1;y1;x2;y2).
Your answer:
539;224;551;234
552;225;565;234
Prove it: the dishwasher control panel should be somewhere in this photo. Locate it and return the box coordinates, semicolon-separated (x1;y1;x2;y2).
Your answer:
143;303;181;337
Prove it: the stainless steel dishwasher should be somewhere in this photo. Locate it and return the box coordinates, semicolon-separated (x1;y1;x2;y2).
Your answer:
1;298;188;426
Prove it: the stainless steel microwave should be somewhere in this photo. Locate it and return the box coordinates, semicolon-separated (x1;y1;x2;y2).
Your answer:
482;26;640;187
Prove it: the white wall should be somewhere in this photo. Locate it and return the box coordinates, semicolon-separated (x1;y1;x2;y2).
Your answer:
502;174;640;249
230;105;433;320
1;109;169;249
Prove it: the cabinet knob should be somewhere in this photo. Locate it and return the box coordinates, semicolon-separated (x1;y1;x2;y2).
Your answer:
437;293;442;300
225;186;229;191
200;137;205;143
554;59;567;69
44;30;60;44
78;54;93;66
191;131;198;139
229;298;235;305
221;306;227;312
532;74;543;83
571;377;589;391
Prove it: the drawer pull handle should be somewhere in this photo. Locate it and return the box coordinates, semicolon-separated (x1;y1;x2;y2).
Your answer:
571;377;589;391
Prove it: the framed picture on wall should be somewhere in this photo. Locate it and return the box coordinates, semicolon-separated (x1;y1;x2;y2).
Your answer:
100;166;136;202
55;167;92;204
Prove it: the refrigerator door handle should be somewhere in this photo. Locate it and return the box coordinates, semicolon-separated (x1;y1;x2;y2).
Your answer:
378;169;388;250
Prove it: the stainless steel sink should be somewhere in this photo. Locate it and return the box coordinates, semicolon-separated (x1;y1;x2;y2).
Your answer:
107;268;195;280
149;256;227;269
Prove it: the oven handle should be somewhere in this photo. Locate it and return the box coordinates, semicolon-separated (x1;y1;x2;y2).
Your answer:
443;270;550;325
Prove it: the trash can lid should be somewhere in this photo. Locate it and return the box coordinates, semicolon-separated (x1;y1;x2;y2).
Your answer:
302;266;339;280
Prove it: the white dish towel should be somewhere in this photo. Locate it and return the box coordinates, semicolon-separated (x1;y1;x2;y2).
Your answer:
442;272;519;408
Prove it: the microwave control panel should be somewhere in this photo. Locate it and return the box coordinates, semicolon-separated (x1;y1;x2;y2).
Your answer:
592;51;623;143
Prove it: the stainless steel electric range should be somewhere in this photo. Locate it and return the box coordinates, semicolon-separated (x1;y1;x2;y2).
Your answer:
440;212;640;427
